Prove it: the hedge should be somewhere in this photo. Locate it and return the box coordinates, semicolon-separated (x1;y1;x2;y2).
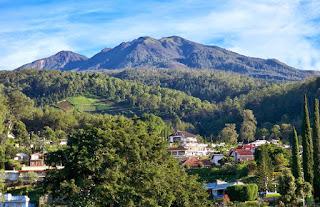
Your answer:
227;184;258;202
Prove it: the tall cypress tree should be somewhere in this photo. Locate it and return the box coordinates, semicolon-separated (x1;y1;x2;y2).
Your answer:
291;127;302;179
302;95;314;185
313;98;320;199
257;144;273;193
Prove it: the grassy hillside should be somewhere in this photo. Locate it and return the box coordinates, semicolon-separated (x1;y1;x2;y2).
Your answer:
57;96;137;116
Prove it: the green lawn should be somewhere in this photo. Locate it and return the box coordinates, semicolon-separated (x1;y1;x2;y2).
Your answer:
67;96;113;112
60;96;137;117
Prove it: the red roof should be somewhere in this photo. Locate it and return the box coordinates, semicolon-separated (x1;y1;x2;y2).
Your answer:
181;157;212;167
238;144;255;150
233;149;253;155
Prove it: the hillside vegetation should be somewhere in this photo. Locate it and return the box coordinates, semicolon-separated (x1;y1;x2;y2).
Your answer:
1;69;319;141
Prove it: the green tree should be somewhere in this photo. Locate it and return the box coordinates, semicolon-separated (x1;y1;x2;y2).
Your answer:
278;168;296;205
219;123;238;144
218;156;235;166
291;127;302;179
12;121;29;146
44;116;211;206
274;153;288;172
256;144;273;192
313;98;320;199
0;169;5;194
24;171;38;185
41;126;56;141
302;95;313;185
270;124;281;140
240;110;257;143
7;91;34;120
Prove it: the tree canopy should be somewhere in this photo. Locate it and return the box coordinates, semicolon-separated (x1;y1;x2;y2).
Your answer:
43;116;211;206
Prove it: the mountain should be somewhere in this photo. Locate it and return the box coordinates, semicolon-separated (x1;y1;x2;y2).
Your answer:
17;36;317;81
17;51;88;70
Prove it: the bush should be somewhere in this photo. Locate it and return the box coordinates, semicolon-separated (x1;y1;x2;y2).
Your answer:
227;184;258;202
198;163;204;169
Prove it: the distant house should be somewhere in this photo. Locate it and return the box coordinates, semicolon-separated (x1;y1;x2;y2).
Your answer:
180;157;212;168
230;149;254;163
19;165;64;182
166;146;188;158
58;139;67;145
0;193;30;207
168;131;213;157
3;170;19;182
238;144;255;151
14;153;29;162
210;154;225;166
247;140;269;147
30;153;44;166
205;180;244;198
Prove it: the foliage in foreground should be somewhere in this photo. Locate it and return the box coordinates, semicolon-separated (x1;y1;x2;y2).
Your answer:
43;116;211;206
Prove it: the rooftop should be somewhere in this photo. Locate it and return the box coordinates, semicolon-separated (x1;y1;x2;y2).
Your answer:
169;131;197;138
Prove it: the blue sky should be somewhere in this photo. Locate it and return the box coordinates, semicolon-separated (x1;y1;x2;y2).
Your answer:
1;0;320;70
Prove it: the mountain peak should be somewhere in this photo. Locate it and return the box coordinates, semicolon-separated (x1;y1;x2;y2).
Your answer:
18;51;88;70
16;36;317;81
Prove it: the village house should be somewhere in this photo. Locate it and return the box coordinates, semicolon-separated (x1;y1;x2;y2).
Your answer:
210;154;225;166
0;193;30;207
166;146;188;158
30;153;44;166
14;153;29;162
168;131;213;157
3;170;19;183
205;180;244;198
180;157;212;168
230;149;254;163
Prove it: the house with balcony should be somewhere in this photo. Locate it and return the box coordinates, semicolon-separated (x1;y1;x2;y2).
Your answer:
168;131;213;157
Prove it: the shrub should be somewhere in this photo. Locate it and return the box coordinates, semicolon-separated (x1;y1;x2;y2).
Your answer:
198;163;204;169
227;184;258;202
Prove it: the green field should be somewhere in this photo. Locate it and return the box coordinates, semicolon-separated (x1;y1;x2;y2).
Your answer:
67;96;113;112
57;96;137;116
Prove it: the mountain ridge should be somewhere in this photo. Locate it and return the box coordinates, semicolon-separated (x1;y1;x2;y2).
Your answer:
17;36;317;81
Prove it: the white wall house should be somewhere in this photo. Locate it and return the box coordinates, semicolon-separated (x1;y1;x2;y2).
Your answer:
14;153;29;161
210;154;225;166
205;180;244;198
168;131;213;157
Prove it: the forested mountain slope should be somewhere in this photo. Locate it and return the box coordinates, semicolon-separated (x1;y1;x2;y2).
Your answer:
17;36;317;81
110;68;269;103
1;69;319;140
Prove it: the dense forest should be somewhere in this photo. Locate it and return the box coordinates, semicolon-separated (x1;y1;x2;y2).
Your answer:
0;69;319;143
109;68;269;103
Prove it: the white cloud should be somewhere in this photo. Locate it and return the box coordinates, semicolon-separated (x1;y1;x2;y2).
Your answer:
0;0;320;71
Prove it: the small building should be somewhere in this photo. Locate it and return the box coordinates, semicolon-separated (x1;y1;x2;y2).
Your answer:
14;153;30;162
205;180;244;198
30;153;44;166
168;131;214;157
19;165;64;182
4;170;19;182
180;157;212;168
166;146;188;158
169;131;197;143
0;193;30;207
230;149;254;163
210;154;225;166
58;139;67;145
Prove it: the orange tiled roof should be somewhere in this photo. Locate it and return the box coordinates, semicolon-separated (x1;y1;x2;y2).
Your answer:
181;157;212;167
